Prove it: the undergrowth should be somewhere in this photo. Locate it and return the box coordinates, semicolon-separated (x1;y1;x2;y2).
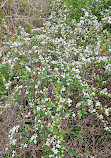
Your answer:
0;0;111;157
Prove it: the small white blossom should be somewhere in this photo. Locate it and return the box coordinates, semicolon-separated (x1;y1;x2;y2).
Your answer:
5;147;8;151
18;85;23;89
30;134;37;141
45;98;49;101
76;102;81;108
87;99;93;106
100;88;108;95
46;138;51;146
25;91;29;94
96;101;101;107
72;112;76;117
72;68;80;73
12;150;16;158
98;115;103;120
92;92;95;96
104;126;110;131
34;139;37;144
25;66;31;72
56;143;61;148
9;125;20;139
89;109;96;113
55;68;59;71
105;109;109;116
10;139;17;145
4;81;11;89
38;120;41;123
67;98;72;104
52;147;59;154
85;12;89;16
37;106;41;111
24;143;28;147
35;84;38;89
61;87;66;91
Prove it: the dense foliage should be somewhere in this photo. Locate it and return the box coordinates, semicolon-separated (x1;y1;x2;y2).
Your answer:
0;0;111;157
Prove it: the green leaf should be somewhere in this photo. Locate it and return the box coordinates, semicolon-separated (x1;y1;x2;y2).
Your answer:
0;64;9;81
77;138;82;142
13;34;18;40
59;128;66;136
29;25;32;32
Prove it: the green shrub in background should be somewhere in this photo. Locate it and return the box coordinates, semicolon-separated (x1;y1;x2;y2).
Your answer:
63;0;86;21
0;64;10;103
63;0;111;32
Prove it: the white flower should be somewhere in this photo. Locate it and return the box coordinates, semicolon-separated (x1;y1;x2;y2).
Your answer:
89;108;96;113
72;68;80;73
98;115;103;120
80;20;84;24
40;90;43;93
52;147;59;154
35;84;38;89
36;107;41;111
9;125;20;139
38;120;41;123
68;104;71;107
12;150;16;158
104;126;110;131
25;66;31;72
57;107;60;111
56;144;61;148
61;87;66;91
87;99;93;106
18;85;23;89
25;91;29;94
92;92;95;96
4;81;11;89
67;82;70;86
57;140;61;144
24;143;28;147
83;92;89;97
60;97;65;103
45;98;49;101
96;101;100;107
10;139;17;145
103;81;106;83
55;68;59;71
76;102;81;108
67;98;72;104
72;112;76;117
34;139;37;144
51;61;57;64
100;88;108;95
30;134;37;141
85;12;89;17
35;91;37;94
105;109;109;116
46;139;50;146
0;51;2;57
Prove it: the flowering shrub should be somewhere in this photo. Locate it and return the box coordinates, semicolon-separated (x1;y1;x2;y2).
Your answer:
0;0;111;157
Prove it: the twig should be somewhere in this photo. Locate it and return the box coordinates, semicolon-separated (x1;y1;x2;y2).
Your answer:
5;15;44;20
0;0;9;9
92;133;96;158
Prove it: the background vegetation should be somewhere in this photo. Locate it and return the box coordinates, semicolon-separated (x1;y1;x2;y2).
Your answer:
0;0;111;157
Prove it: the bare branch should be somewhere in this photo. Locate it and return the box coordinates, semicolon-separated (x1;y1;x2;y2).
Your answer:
0;0;9;9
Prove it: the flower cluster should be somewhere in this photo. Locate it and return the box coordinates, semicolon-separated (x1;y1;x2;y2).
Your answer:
1;0;110;157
